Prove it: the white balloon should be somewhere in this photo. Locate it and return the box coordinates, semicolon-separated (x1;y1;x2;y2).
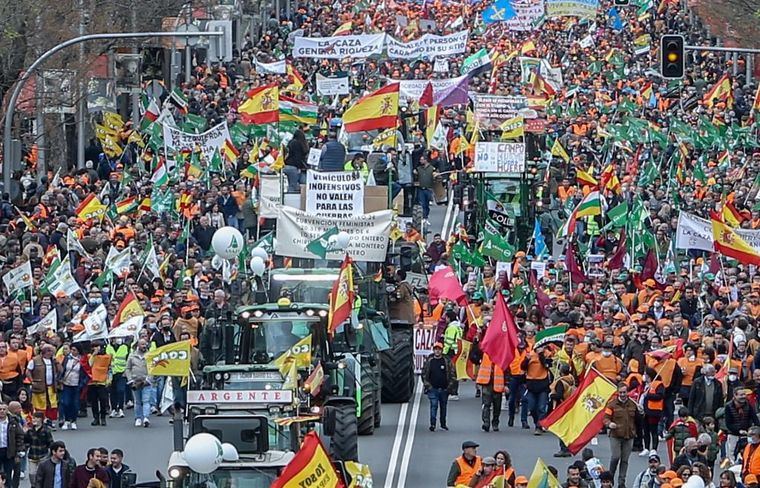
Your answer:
211;255;224;270
183;433;223;474
336;231;351;249
221;443;239;462
250;246;269;261
250;256;266;276
211;227;245;260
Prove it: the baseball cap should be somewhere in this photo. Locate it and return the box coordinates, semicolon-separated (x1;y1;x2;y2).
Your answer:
433;342;443;350
483;456;496;465
515;476;529;485
461;440;479;449
745;475;758;484
671;479;684;487
662;471;678;480
648;453;660;462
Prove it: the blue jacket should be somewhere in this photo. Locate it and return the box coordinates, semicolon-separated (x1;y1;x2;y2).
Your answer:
319;141;347;172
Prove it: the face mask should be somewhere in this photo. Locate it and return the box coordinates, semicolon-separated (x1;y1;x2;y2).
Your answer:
729;374;738;382
90;297;102;305
23;307;30;314
602;351;612;357
72;305;80;312
688;355;696;361
749;436;760;445
706;375;715;382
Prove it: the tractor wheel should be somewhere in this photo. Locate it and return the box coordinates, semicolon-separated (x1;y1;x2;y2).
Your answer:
328;403;359;462
380;327;414;403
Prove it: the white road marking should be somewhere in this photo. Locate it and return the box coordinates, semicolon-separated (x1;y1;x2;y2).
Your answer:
384;398;409;488
397;377;423;488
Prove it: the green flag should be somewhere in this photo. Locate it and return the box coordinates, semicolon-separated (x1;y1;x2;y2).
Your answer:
605;202;629;229
182;113;207;133
306;227;339;259
178;221;191;244
480;223;516;262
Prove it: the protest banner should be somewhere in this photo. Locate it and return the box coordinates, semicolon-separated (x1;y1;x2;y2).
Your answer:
471;94;529;128
413;323;436;374
504;0;546;31
276;206;393;262
316;74;350;96
259;174;284;219
163;121;231;162
546;0;600;19
307;148;321;167
292;34;386;59
253;59;286;74
385;30;468;59
391;75;469;100
474;142;526;173
306;170;364;219
434;58;450;73
676;211;760;252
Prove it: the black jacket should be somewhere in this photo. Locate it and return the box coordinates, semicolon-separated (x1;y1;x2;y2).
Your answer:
0;415;25;458
724;399;760;435
688;377;724;419
35;457;73;488
422;353;454;392
106;463;131;488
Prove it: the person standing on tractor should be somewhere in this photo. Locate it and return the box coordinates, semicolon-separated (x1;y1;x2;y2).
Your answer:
422;342;453;432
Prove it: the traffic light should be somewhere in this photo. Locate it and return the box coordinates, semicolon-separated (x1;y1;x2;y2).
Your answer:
660;35;685;79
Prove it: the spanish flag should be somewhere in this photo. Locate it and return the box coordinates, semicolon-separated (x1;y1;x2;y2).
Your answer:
138;197;151;213
530;71;556;97
539;368;617;454
271;432;344;488
222;139;240;162
575;168;597;187
76;193;107;221
332;21;353;36
115;196;137;215
342;83;399;133
239;84;279;124
286;62;306;94
453;339;477;380
712;212;760;266
640;82;653;101
521;40;537;55
328;255;354;334
111;292;145;328
601;164;621;194
722;200;745;227
703;73;733;108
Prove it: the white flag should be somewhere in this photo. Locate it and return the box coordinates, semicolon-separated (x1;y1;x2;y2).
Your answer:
2;261;33;295
160;377;175;413
76;304;109;342
27;309;57;336
430;122;447;151
105;246;132;277
67;229;90;257
144;242;161;280
41;256;81;298
109;315;143;339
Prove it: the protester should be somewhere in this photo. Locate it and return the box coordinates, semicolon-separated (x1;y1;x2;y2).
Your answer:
70;448;110;488
423;342;453;432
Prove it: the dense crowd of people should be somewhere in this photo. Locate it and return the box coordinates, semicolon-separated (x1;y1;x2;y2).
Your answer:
0;0;758;484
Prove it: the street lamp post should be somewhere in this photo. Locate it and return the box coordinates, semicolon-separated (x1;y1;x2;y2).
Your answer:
2;30;222;195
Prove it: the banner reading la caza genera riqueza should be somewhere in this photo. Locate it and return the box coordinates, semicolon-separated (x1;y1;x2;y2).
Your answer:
276;205;393;262
676;211;760;252
292;31;468;59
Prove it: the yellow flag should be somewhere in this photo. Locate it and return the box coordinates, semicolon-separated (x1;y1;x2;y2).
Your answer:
500;115;524;140
272;335;312;374
145;340;191;377
389;226;404;242
271;146;285;172
425;105;438;149
345;462;373;488
551;139;570;163
103;111;125;131
282;359;298;390
455;339;475;380
128;130;145;148
527;459;562;488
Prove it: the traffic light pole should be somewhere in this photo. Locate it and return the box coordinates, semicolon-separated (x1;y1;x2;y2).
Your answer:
2;31;222;195
685;45;760;54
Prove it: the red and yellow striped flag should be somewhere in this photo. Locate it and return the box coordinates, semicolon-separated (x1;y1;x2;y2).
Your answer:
575;168;597;187
342;83;399;133
703;73;733;108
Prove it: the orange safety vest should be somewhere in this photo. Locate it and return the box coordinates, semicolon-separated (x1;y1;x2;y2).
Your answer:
646;358;676;387
509;349;527;375
645;380;664;411
526;353;549;380
0;354;20;381
455;455;482;486
90;355;111;383
592;355;623;382
677;357;704;387
476;355;505;393
744;443;760;477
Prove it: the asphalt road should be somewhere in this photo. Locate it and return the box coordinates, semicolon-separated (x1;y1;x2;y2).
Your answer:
44;199;649;487
48;382;654;488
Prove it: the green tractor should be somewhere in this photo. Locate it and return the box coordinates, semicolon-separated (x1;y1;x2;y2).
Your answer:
267;267;415;404
200;295;386;462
